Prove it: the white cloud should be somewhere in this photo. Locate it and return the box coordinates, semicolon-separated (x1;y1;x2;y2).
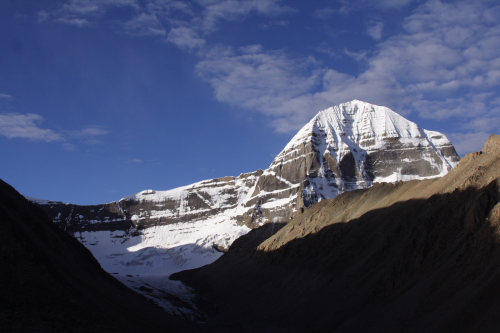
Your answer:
377;0;415;9
239;44;263;54
344;49;367;62
65;125;109;145
79;126;109;136
194;0;500;134
314;7;336;20
198;0;294;33
42;0;295;55
195;45;412;132
196;48;322;125
336;0;416;14
147;0;194;18
62;143;78;151
66;125;109;138
0;94;12;99
124;13;167;36
39;0;499;141
38;10;50;23
0;113;110;147
60;0;138;16
369;0;500;119
447;131;492;155
0;113;63;142
367;21;384;40
41;0;139;27
315;46;340;59
167;26;206;50
56;17;92;27
258;20;289;29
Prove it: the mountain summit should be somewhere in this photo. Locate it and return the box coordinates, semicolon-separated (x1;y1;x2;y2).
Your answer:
29;100;460;314
250;99;459;216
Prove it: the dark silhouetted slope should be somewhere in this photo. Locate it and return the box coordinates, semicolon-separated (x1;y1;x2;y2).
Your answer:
0;179;205;332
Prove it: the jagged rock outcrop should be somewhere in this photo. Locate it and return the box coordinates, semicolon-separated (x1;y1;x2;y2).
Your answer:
173;135;500;333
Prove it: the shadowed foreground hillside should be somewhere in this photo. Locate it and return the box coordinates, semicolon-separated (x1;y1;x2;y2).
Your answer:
174;134;500;333
0;179;204;333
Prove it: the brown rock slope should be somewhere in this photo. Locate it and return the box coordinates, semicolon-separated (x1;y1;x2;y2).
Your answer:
0;179;207;333
174;134;500;333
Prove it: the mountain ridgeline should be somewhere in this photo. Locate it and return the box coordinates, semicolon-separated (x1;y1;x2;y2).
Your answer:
26;100;461;316
15;100;500;333
32;100;459;234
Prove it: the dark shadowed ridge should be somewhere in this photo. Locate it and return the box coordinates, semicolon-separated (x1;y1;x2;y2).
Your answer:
173;134;500;333
0;179;210;333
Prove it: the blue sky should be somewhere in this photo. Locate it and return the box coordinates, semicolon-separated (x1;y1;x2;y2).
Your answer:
1;0;499;204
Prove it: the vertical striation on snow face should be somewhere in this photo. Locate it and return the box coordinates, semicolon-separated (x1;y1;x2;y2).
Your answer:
249;99;459;217
27;100;460;317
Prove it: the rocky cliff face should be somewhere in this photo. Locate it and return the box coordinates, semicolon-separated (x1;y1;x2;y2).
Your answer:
247;99;459;219
28;100;460;315
32;100;459;231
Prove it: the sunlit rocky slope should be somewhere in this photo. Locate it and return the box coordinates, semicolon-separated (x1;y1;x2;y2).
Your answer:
174;134;500;333
28;100;460;314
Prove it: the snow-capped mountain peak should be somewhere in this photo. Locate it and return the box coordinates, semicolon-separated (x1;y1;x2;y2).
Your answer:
266;100;459;209
28;100;460;317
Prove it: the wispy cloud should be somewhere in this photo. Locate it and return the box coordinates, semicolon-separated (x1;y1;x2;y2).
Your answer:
368;0;500;121
196;47;323;129
258;20;289;29
41;0;295;51
38;0;499;155
0;113;109;147
124;13;167;36
337;0;416;14
124;158;143;163
239;44;263;54
447;131;492;156
39;0;138;27
167;26;206;50
315;0;414;18
314;7;336;20
0;113;63;142
343;48;367;62
367;21;384;40
65;125;109;145
315;46;340;59
196;0;500;151
198;0;295;33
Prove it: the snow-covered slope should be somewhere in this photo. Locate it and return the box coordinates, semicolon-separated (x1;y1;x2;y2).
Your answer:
28;100;460;317
254;99;460;214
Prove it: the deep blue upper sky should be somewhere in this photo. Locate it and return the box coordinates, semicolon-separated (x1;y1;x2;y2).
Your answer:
1;0;499;204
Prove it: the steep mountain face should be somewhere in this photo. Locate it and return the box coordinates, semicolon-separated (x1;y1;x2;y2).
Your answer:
28;100;460;315
174;135;500;333
0;178;203;333
249;99;459;217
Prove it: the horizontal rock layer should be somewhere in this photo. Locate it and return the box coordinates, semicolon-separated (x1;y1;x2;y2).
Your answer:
32;100;460;233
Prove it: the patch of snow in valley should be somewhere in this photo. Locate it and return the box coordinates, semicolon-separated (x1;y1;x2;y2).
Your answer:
75;211;250;320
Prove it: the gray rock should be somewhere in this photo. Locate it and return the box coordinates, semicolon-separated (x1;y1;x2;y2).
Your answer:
31;100;460;243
